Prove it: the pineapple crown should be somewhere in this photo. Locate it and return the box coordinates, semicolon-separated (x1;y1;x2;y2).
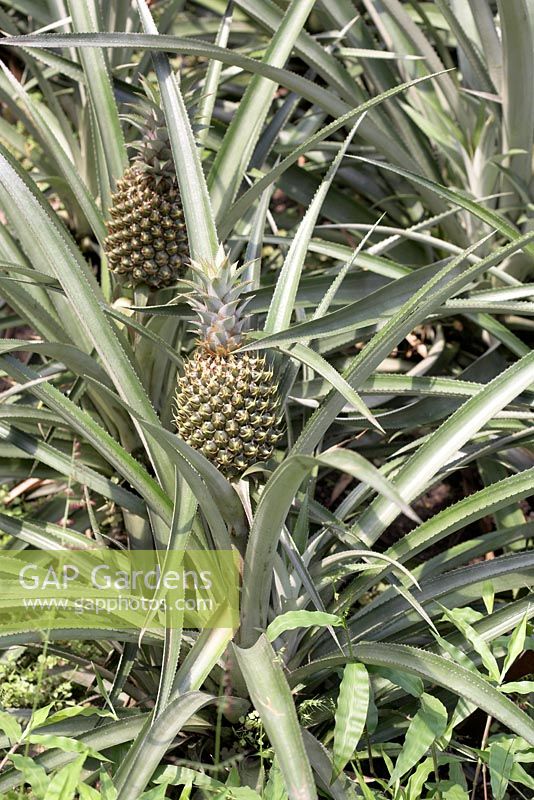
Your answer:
186;248;253;354
126;85;175;186
132;107;174;185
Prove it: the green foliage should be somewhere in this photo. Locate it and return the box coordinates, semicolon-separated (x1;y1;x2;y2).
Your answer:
0;653;73;711
0;1;532;798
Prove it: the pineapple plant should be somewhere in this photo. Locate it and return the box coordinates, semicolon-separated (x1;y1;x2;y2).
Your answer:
104;106;189;288
2;3;534;798
174;250;283;479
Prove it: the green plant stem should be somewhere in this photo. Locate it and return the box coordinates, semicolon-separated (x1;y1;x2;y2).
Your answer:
214;674;225;767
431;742;442;800
470;715;493;800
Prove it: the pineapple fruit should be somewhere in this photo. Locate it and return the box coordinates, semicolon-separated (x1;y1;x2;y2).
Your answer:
174;252;283;479
104;107;188;288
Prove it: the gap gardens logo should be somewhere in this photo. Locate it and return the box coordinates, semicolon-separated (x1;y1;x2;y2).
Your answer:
0;549;239;635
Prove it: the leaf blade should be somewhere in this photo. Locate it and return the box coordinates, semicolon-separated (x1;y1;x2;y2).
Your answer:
332;663;370;778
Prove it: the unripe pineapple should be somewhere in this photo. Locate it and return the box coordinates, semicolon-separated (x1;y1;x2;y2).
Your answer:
174;251;283;479
104;108;188;288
